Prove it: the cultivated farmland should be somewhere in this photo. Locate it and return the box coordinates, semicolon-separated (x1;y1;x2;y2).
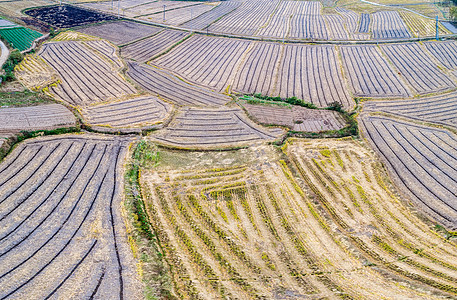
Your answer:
0;134;141;299
0;26;42;51
141;3;218;25
364;91;457;129
207;0;279;36
324;14;349;40
0;104;75;132
137;139;457;298
152;108;284;149
232;42;280;97
121;29;189;63
180;0;242;30
276;45;353;109
39;41;136;106
361;115;457;230
424;41;457;70
399;11;450;37
289;2;328;40
127;62;230;107
78;21;161;45
81;95;172;129
359;13;370;33
340;45;411;98
371;11;411;39
154;35;251;92
240;102;347;132
15;53;59;91
381;43;456;94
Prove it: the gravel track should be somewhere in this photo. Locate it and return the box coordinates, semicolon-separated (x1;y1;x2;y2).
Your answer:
121;29;189;63
382;43;456;94
277;45;353;109
153;35;251;92
340;45;411;98
152;107;284;148
82;95;172;128
0;134;140;299
41;41;136;106
360;115;457;230
127;61;230;107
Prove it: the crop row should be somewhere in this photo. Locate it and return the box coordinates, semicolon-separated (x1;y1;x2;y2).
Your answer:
40;41;136;106
0;135;136;299
127;61;229;107
371;11;411;40
364;90;457;129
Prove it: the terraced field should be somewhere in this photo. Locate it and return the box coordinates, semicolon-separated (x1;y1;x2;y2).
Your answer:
154;35;251;92
361;115;457;230
382;43;456;94
137;139;457;298
424;41;457;70
81;95;172;129
0;104;75;132
15;53;59;91
364;90;457;129
241;102;347;132
78;21;161;46
0;134;140;299
371;11;411;39
121;29;189;63
232;42;280;97
40;41;137;106
142;4;217;25
289;2;328;40
127;62;230;107
340;45;411;98
180;0;241;30
277;45;353;109
152;108;284;149
399;11;450;37
324;14;349;40
207;0;279;36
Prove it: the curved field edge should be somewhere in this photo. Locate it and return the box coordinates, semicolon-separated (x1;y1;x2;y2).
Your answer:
125;137;457;298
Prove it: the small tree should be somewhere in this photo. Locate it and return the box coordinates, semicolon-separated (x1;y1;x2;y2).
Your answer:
450;6;457;21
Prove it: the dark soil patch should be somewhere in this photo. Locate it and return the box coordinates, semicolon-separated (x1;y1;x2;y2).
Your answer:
20;17;50;32
24;5;118;29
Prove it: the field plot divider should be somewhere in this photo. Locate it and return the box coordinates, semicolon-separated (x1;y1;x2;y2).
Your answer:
252;1;282;36
146;32;194;63
270;44;286;97
118;27;167;48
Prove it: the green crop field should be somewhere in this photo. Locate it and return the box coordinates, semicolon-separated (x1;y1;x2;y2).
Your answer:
0;27;42;51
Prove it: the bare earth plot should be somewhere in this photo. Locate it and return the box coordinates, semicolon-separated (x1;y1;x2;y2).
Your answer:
0;104;75;132
81;95;172;129
39;41;137;106
0;134;141;299
152;107;284;149
382;43;456;95
424;41;457;71
324;14;349;40
139;140;457;298
78;20;162;45
84;39;124;69
180;0;242;30
360;115;457;230
371;11;411;39
340;45;411;98
241;102;347;132
208;0;279;36
127;61;230;107
153;35;251;92
276;45;353;109
232;42;281;97
121;29;189;63
140;3;218;25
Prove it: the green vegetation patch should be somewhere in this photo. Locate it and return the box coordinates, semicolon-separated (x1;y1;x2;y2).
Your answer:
0;26;42;51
